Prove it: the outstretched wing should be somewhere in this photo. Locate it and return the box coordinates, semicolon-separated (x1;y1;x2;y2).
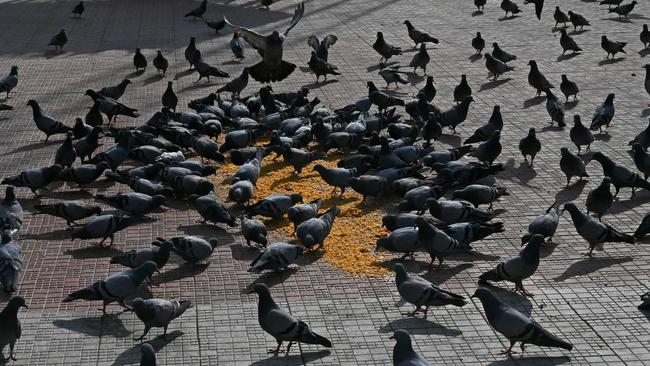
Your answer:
323;34;337;47
282;2;305;38
307;35;320;51
224;18;268;52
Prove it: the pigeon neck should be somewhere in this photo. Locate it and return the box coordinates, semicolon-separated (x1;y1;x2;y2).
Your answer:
520;242;540;263
567;208;586;227
393;340;416;364
258;291;279;312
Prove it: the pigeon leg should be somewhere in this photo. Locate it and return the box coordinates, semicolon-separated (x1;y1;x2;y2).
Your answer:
8;343;16;361
515;282;534;297
583;246;595;257
133;326;151;341
162;325;168;339
100;302;109;316
284;341;294;356
268;341;284;354
500;341;517;356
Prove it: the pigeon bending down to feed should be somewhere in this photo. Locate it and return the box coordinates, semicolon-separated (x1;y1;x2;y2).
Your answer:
70;214;136;247
296;206;340;249
1;164;63;197
415;217;471;271
563;202;634;256
131;298;192;340
249;242;303;273
375;227;419;259
240;214;268;247
153;236;218;264
0;296;27;363
110;241;171;274
33;201;101;227
452;184;508;209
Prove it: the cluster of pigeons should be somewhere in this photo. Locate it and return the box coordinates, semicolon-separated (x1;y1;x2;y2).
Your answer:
1;0;650;365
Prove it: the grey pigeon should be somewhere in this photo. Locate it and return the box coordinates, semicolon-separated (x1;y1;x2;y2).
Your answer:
250;283;332;354
96;192;165;215
1;164;63;197
403;20;438;47
26;99;72;141
632;143;650;180
63;261;158;315
184;37;197;69
472;287;573;354
568;11;590;30
0;66;18;99
589;94;615;132
312;164;356;196
281;145;323;174
453;75;472;104
249;242;303;273
492;43;516;63
0;187;23;235
452;184;508;209
394;263;466;318
560;147;588;186
484;54;515;81
586;177;613;220
0;228;22;292
601;36;627;59
641;25;650;49
98;79;131;100
140;343;156;366
560;75;579;102
307;34;337;61
224;3;304;83
192;136;225;163
399;186;442;212
442;221;505;246
634;212;650;240
0;296;27;362
472;32;485;54
307;52;340;82
205;18;225;33
479;234;543;296
153;236;217;264
469;130;502;166
382;213;420;231
217;68;249;97
230;33;245;59
296;206;340;249
563;202;634;256
544;88;565;127
349;175;389;202
554;6;569;27
190;195;236;227
48;29;68;52
527;60;554;96
133;48;147;71
569;115;594;153
132;298;192;340
390;329;431;366
501;0;521;18
521;202;561;244
34;201;101;227
228;180;254;205
424;198;494;223
85;101;104;126
373;31;402;63
246;193;302;218
110;241;171;273
185;0;207;19
367;81;405;111
419;76;436;102
375;227;418;259
161;81;177;112
85;89;139;122
591;151;650;197
167;175;214;196
126;177;175;198
560;29;581;54
524;0;544;20
436;96;473;133
70;214;136;247
240;214;268;248
415;216;471;270
153;51;168;74
379;65;409;88
466;106;502;144
409;44;430;75
609;1;637;19
59;161;111;188
55;132;77;168
287;199;322;234
629;121;650;151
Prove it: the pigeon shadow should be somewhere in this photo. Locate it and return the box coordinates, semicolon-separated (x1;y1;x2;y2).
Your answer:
178;82;219;93
43;49;65;59
602;17;632;24
301;79;339;90
639;48;650;58
598;57;625;66
468;54;482;63
112;331;184;366
568;29;589;36
64;246;123;259
250;350;331;366
564;100;579;110
20;228;70;241
501;159;538;186
471;10;484;17
594;133;611;143
552;25;569;33
142;74;165;86
498;15;520;22
522;96;546;109
53;315;129;338
554;256;633;282
476;283;533;316
44;189;94;200
554;180;587;204
243;267;299;292
437;133;462;148
421;262;473;284
608;194;650;214
153;263;210;284
488;356;571;366
540;242;559;258
540;125;565;133
407;73;425;84
125;70;145;78
229;243;260;261
479;79;511;92
174;69;195;80
556;53;580;62
366;61;398;73
177;223;224;237
2;139;62;156
379;317;462;336
449;251;500;263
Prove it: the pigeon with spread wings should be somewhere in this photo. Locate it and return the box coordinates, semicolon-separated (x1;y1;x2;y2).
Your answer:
225;2;305;83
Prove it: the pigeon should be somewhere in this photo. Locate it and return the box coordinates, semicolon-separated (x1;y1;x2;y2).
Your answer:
0;228;22;292
110;241;171;273
419;76;436;102
123;177;174;198
479;234;543;297
454;75;472;104
185;0;207;19
225;2;304;83
307;34;337;61
632;143;650;180
409;44;430;75
563;202;634;256
228;181;255;206
436;96;473;133
475;0;486;11
367;81;405;111
442;221;505;245
484;54;515;81
192;50;230;82
133;48;147;71
312;164;356;196
59;162;110;188
469;130;502;166
423;198;495;224
642;25;650;49
96;192;165;216
55;132;77;168
378;65;409;88
521;202;561;244
260;0;274;9
0;296;27;362
375;227;419;259
296;206;340;249
560;29;582;54
34;201;101;227
472;287;573;354
569;115;594;153
586;177;613;220
403;21;439;47
639;292;650;310
246;193;303;219
492;43;516;63
184;37;197;69
86;101;104;126
560;75;579;102
465;106;502;144
382;213;420;231
399;186;442;212
501;0;521;18
519;128;542;167
472;32;485;54
0;104;12;111
0;187;21;236
560;147;588;186
601;36;627;59
71;214;136;247
1;164;63;197
601;0;623;8
527;60;554;96
140;343;156;366
88;132;130;170
0;66;18;99
394;263;466;318
98;79;131;100
568;11;590;31
241;214;268;248
249;242;303;273
390;329;431;366
524;0;544;20
629;120;650;151
544;88;565;127
250;283;332;354
190;195;236;227
287;199;322;234
26;99;72;141
85;90;139;122
452;184;508;209
72;1;84;17
415;216;471;270
554;6;569;28
153;236;217;264
168;174;215;197
281;145;323;174
232;151;263;185
230;33;245;60
217;68;249;97
307;52;340;82
152;51;168;74
591;151;650;197
373;31;402;63
589;93;615;132
220;129;256;152
634;212;650;240
161;81;178;112
63;261;158;315
609;1;637;19
132;298;192;340
205;18;225;33
349;175;389;202
48;29;68;52
72;117;93;140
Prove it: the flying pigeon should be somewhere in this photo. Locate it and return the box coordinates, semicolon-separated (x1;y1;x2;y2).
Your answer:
307;34;337;61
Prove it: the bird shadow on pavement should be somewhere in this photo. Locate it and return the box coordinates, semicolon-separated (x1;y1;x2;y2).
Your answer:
540;125;564;133
598;57;625;66
43;50;65;59
174;69;195;80
250;350;331;366
438;133;462;148
45;189;94;201
20;228;70;241
522;96;545;109
602;17;632;24
422;262;473;284
564;100;579;110
608;193;650;214
554;256;633;282
471;10;484;17
302;79;339;90
125;70;145;78
554;180;587;204
488;356;570;366
178;82;219;93
479;79;511;92
477;283;533;316
112;331;184;366
594;132;611;143
177;223;235;240
64;246;123;259
222;59;244;65
468;54;482;63
53;315;130;338
552;25;569;33
142;74;164;86
568;29;589;36
498;15;520;22
556;53;580;62
230;243;262;261
407;73;425;84
366;61;398;73
639;48;650;57
243;267;300;292
500;159;538;187
154;263;210;284
379;317;463;336
2;139;61;156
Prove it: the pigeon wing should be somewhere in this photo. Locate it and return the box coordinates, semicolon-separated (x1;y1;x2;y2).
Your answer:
224;20;268;53
283;2;305;37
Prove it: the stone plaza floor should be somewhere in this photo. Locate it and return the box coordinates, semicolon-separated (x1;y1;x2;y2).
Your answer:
0;0;649;364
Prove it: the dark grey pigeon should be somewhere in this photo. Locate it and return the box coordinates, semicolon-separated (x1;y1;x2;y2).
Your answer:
484;54;515;81
415;216;471;271
436;96;473;133
453;75;472;104
570;115;594;153
375;227;418;259
418;76;436;102
85;89;139;122
0;187;22;235
399;186;442;212
190;49;229;82
85;101;104;126
249;242;303;272
110;241;171;273
190;195;236;227
491;43;516;63
586;177;613;220
133;48;147;71
424;198;494;223
469;130;501;166
568;11;590;30
72;1;84;17
153;51;168;74
500;0;521;17
72;117;93;139
600;0;623;8
601;36;627;59
609;1;637;19
367;81;405;111
1;164;63;197
554;6;569;27
0;296;27;362
527;60;554;96
34;201;101;227
632;143;650;180
228;180;254;205
217;68;249;97
205;18;225;33
390;329;431;366
524;0;544;20
161;81;177;112
307;52;340;82
379;65;408;88
63;261;158;315
560;147;588;186
48;29;68;52
472;287;573;355
98;79;131;100
472;32;485;54
88;132;131;170
560;29;581;54
560;75;579;102
465;106;502;144
629;120;650;150
544;88;565;127
521;202;561;244
591;151;650;197
634;212;650;240
70;214;136;247
641;25;650;49
373;31;403;63
55;132;77;168
230;33;245;60
240;214;268;248
140;343;156;366
307;34;337;61
246;193;303;218
59;161;111;188
250;283;332;355
312;164;356;196
132;298;192;340
296;206;340;249
403;20;438;47
394;263;466;317
589;93;615;132
26;100;72;141
382;213;420;231
153;236;217;264
0;228;22;292
0;104;12;111
349;175;389;202
96;192;166;215
563;202;634;256
184;0;207;19
287;199;322;235
125;177;174;198
281;145;323;174
0;66;18;99
442;221;504;245
167;175;214;196
452;184;508;209
184;37;197;69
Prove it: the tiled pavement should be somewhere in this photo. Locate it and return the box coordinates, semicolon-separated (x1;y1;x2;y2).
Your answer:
0;0;650;364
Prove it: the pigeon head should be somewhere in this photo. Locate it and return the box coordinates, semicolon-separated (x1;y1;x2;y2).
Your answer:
632;143;645;153
136;261;159;277
389;329;413;345
403;20;412;27
268;31;283;44
381;214;397;229
96;161;111;173
151;195;167;206
84;89;98;98
167;81;173;87
483;53;491;60
414;215;429;228
131;297;145;311
460;74;467;82
560;147;570;156
121;79;132;86
600;176;612;187
523;233;545;248
605;93;615;103
562;202;578;214
476;32;482;37
470;286;499;304
568;10;575;16
136;47;141;53
311;164;325;173
140;343;156;362
6;296;28;310
561;74;568;81
250;282;271;296
645;64;650;71
527;60;537;68
26;99;39;108
376;32;384;40
560;29;567;35
426;76;434;84
601;35;608;42
209;238;219;249
492;42;499;48
393;262;407;277
290;193;303;204
573;115;582;126
4;186;16;202
10;66;18;75
645;25;649;31
520;233;533;246
375;236;392;252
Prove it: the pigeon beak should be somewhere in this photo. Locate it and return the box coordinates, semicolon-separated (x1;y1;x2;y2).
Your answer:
470;294;477;299
22;304;28;309
389;335;395;340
